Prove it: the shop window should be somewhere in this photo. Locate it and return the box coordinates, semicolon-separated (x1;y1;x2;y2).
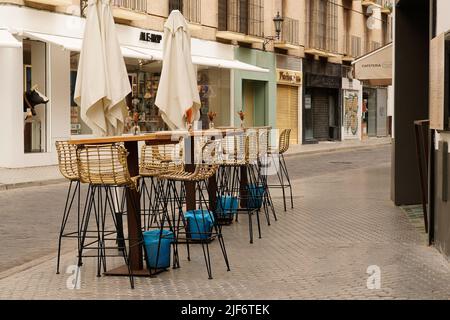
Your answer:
69;53;231;133
198;68;231;129
70;53;93;135
125;68;168;133
23;39;48;153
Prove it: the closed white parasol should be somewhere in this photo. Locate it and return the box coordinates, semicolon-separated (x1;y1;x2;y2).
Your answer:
74;0;131;136
155;10;201;130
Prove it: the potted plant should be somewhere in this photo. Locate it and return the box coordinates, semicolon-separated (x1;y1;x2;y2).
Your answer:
207;111;217;129
238;110;245;128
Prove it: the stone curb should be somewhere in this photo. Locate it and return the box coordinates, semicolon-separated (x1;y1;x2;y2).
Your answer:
283;141;392;158
0;248;76;281
0;178;66;192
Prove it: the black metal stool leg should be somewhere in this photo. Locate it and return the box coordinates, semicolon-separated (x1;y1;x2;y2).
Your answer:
56;180;79;274
281;154;294;209
78;185;96;268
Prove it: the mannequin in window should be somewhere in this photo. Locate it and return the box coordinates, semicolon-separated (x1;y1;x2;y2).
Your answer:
24;85;49;120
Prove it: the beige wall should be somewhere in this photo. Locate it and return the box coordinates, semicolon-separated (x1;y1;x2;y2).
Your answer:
0;0;392;60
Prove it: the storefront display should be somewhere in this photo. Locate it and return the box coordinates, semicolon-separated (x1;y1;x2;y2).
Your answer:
23;39;47;153
69;55;232;134
124;68;166;133
363;87;388;138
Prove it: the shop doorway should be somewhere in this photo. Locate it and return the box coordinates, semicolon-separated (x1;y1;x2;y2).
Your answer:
363;87;389;137
304;87;340;142
365;88;377;137
242;80;267;127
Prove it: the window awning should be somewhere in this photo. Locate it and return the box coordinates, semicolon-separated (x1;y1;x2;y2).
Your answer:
23;31;151;60
122;46;270;73
192;55;269;73
352;43;393;86
0;29;22;48
22;31;269;73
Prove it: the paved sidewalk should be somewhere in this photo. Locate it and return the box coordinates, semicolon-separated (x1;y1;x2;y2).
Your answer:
285;137;391;157
0;166;63;191
1;145;450;299
0;137;391;191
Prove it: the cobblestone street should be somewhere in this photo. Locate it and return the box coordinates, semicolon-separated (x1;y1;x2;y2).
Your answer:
1;144;450;299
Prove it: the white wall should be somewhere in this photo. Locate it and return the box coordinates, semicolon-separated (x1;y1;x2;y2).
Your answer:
437;0;450;34
0;46;24;167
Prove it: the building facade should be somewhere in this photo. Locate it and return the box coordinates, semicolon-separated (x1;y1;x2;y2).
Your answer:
0;0;393;168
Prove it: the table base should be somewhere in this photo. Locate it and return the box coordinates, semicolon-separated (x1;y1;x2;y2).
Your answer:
104;265;167;277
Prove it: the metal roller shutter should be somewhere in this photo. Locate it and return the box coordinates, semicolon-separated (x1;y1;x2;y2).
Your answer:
276;85;299;144
312;89;329;140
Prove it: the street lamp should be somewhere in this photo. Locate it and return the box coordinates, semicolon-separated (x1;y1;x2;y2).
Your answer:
263;11;284;51
273;11;284;39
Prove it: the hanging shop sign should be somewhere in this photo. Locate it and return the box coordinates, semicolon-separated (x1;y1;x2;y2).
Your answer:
276;68;302;86
139;32;162;44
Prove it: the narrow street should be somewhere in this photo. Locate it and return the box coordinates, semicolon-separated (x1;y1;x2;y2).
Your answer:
1;145;449;299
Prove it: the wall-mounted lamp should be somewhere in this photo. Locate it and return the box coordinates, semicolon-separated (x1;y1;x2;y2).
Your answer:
263;11;284;51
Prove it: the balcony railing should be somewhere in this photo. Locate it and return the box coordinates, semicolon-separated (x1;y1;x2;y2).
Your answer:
280;17;300;46
169;0;201;24
218;0;264;38
343;35;362;58
105;0;147;20
368;40;381;53
305;0;338;55
111;0;147;13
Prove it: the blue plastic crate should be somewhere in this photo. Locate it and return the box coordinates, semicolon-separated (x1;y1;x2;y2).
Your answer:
143;229;174;269
216;195;238;219
185;210;215;240
247;184;264;209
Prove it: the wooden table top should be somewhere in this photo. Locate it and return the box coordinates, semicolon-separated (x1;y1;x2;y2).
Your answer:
68;128;245;145
215;126;272;130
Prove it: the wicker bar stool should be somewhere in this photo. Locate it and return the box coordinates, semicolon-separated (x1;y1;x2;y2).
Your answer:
76;143;142;289
140;140;184;229
254;127;277;223
154;138;230;279
267;129;294;211
55;141;81;275
216;129;264;244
